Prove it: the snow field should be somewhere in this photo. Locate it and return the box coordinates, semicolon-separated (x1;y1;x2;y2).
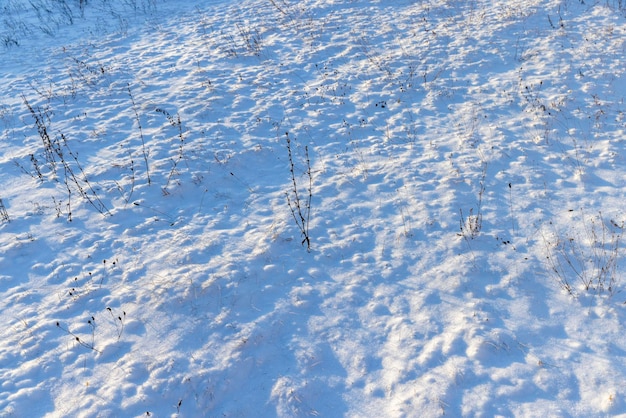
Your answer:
1;0;626;416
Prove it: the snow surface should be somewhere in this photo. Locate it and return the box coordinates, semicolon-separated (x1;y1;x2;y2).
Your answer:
2;0;626;416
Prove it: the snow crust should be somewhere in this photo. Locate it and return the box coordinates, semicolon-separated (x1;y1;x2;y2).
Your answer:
1;0;626;416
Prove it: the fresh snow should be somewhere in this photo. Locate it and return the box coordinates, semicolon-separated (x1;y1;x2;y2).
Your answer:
1;0;626;416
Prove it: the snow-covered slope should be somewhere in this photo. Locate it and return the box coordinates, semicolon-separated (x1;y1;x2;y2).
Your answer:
2;0;626;416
